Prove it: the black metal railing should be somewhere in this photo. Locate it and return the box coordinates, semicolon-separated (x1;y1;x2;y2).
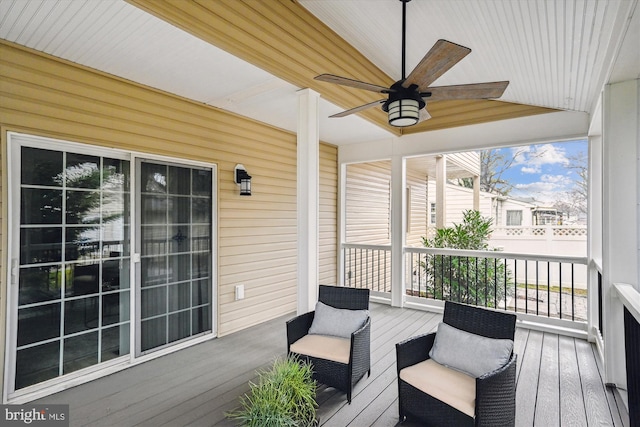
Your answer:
624;306;640;427
343;243;391;293
405;247;588;321
613;283;640;427
598;271;604;337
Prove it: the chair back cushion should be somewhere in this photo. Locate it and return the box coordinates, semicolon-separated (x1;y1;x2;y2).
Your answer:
318;285;370;310
429;322;513;378
308;301;368;338
400;359;476;417
290;334;351;364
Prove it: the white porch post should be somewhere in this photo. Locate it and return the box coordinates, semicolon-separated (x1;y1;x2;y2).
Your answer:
435;155;447;228
390;153;406;307
297;88;320;314
602;79;639;399
473;175;480;211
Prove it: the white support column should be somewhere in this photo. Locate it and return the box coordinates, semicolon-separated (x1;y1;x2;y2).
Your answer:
297;88;320;314
435;155;447;228
587;123;603;344
602;79;639;399
390;153;406;307
473;175;480;211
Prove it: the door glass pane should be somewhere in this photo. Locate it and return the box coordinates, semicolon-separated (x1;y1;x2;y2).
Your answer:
139;161;212;353
65;226;100;262
142;163;167;193
14;145;131;391
16;342;60;390
66;263;99;297
64;297;99;334
20;227;62;265
19;265;62;305
66;190;101;224
17;304;60;346
102;291;130;326
21;147;63;187
21;188;62;224
141;317;166;352
66;154;100;189
63;332;98;374
102;325;130;362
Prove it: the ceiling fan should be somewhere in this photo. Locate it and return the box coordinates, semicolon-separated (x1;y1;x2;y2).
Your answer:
315;0;509;127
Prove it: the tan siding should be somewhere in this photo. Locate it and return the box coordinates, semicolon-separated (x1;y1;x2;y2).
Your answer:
430;183;496;227
319;144;338;286
344;161;392;291
345;161;391;244
0;41;310;338
406;169;428;248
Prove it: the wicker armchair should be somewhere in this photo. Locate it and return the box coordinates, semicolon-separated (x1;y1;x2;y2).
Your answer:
286;285;371;403
396;301;517;426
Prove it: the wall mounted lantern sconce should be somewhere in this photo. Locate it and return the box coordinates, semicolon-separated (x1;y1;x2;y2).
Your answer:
234;164;252;196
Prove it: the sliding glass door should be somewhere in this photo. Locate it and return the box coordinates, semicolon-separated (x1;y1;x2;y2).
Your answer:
13;142;131;390
137;160;213;354
8;134;215;397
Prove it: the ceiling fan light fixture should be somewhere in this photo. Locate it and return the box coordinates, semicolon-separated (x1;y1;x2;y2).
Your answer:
387;98;420;127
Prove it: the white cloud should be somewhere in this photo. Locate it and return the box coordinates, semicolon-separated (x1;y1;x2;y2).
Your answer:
512;174;574;204
512;144;570;171
521;166;539;174
540;174;572;185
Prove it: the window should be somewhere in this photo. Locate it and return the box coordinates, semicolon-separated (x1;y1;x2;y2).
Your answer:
430;203;436;225
506;210;523;226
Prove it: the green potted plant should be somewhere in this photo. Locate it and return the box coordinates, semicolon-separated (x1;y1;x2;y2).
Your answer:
227;355;318;426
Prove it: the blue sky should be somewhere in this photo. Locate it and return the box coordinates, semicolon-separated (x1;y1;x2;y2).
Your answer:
495;139;588;205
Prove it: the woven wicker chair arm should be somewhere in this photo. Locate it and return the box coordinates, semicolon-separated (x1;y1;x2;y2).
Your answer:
475;353;517;426
395;332;435;372
351;316;371;353
286;311;315;349
352;316;370;338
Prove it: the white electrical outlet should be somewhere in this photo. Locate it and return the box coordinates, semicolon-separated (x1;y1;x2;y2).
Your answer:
235;284;245;300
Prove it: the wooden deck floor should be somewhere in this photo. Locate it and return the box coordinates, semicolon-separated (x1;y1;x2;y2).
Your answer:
36;303;628;426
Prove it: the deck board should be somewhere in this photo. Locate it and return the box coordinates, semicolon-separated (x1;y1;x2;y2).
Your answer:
559;335;588;426
515;329;544;426
535;333;560;426
35;303;625;426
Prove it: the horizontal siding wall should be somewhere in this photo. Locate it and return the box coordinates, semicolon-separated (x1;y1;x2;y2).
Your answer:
443;183;494;225
0;41;331;340
319;144;338;286
406;169;428;247
345;161;391;245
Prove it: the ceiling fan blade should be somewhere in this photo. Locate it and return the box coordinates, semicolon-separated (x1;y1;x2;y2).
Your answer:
424;81;509;101
403;40;471;90
418;108;431;123
330;99;385;118
315;74;390;93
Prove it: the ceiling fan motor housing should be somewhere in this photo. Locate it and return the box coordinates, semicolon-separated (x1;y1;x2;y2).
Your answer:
383;81;426;127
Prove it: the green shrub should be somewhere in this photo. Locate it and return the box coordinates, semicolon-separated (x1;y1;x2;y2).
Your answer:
227;356;318;427
422;210;512;307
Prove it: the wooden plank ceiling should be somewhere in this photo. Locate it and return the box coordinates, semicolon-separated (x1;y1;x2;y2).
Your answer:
127;0;556;135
